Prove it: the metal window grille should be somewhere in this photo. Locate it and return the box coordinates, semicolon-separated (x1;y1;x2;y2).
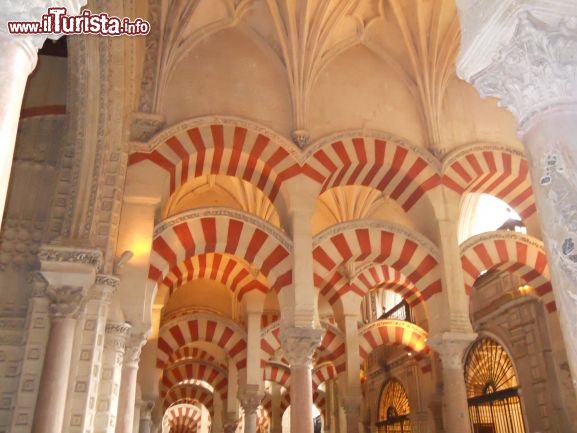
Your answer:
376;379;412;433
379;300;414;324
465;338;527;433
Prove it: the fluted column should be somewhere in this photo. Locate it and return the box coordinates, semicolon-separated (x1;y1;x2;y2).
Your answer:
31;245;102;433
281;327;323;433
0;1;87;228
116;332;147;433
429;333;475;433
456;1;577;393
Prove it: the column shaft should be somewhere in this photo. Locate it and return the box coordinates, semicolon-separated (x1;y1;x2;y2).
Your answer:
31;316;77;433
522;106;577;391
116;364;139;433
290;365;314;433
0;34;36;228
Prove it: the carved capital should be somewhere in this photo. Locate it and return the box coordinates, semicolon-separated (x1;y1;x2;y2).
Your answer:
45;285;87;318
27;271;48;298
240;392;263;415
280;327;323;368
291;129;310;148
428;332;476;370
342;396;362;416
38;244;103;269
130;112;165;144
105;321;131;352
124;332;149;368
0;1;88;50
92;274;119;302
457;2;577;129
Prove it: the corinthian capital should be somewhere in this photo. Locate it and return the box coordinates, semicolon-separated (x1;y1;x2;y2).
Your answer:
428;332;476;370
456;1;577;130
280;327;323;368
46;285;86;318
0;1;88;49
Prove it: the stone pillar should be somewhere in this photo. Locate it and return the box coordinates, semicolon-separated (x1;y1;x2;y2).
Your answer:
240;390;262;433
31;245;101;433
342;313;362;433
429;333;475;433
0;1;87;228
342;397;362;433
138;400;155;433
95;323;131;433
116;332;147;433
281;327;323;433
456;2;577;393
224;412;239;433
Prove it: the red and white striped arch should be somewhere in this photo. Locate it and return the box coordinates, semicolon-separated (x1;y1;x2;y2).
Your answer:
312;363;337;389
158;313;247;369
263;363;291;388
149;208;292;293
358;319;430;359
158;253;269;300
460;232;555;312
353;264;430;306
304;134;441;211
165;404;202;433
161;360;228;400
128;118;302;206
261;392;291;416
166;346;226;369
313;222;442;299
442;147;536;220
260;322;284;366
313;390;327;419
163;384;214;413
256;406;270;432
316;324;347;373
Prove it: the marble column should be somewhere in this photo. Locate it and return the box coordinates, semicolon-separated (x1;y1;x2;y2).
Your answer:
116;333;147;433
270;382;282;433
31;245;101;433
342;397;361;433
456;2;577;393
138;400;155;433
281;327;323;433
31;286;86;433
429;333;475;433
0;1;87;228
240;391;262;433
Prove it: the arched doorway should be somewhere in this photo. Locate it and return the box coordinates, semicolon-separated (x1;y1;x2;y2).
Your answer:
465;338;527;433
376;379;411;433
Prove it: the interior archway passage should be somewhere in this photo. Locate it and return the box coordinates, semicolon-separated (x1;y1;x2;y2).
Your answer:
464;338;527;433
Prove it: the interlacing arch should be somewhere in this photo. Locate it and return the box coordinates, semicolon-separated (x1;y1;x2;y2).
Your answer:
163;383;214;413
164;404;202;433
157;313;247;369
128;117;302;207
312;221;443;303
158;253;270;301
442;145;536;220
304;132;441;211
149;208;293;294
460;231;555;312
161;359;228;400
358;319;430;360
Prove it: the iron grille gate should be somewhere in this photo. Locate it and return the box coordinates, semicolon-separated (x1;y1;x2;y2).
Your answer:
375;415;411;433
468;389;525;433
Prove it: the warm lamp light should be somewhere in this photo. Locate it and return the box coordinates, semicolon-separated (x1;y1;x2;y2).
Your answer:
132;237;152;257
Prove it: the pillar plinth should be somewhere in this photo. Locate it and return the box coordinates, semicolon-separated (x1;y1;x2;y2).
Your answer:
429;333;476;433
456;3;577;394
281;327;323;433
116;332;147;433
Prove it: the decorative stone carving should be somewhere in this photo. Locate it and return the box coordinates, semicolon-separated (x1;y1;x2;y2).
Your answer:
467;12;577;129
45;285;86;318
240;392;263;414
130;112;165;143
92;274;119;303
0;1;88;49
291;129;310;149
123;332;149;368
0;218;45;271
280;327;323;368
38;244;103;270
28;271;48;297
